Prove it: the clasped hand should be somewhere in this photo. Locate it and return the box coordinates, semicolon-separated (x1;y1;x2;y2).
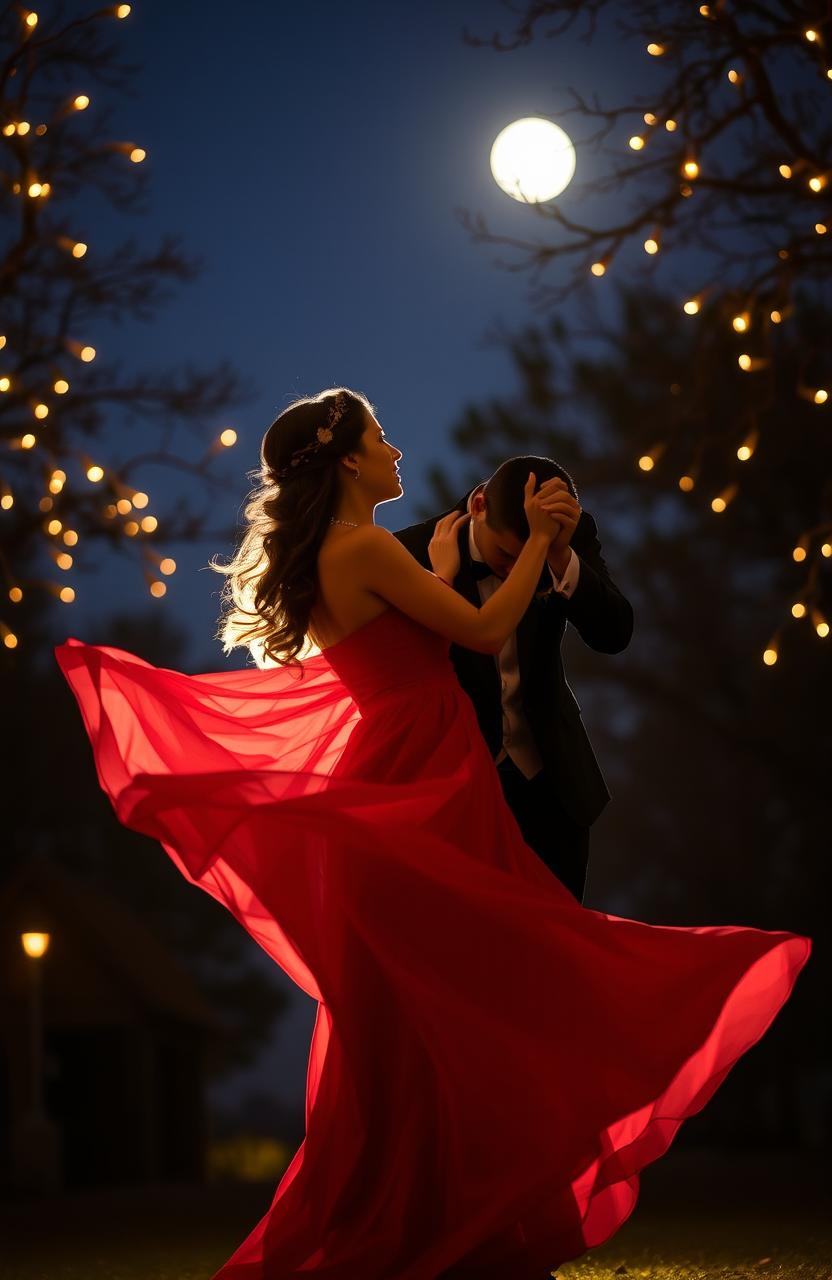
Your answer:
428;477;581;584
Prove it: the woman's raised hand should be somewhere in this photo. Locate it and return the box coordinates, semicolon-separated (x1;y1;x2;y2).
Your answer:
428;510;471;584
524;473;581;543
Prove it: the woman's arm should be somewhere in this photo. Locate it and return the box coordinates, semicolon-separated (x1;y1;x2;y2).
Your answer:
337;476;560;653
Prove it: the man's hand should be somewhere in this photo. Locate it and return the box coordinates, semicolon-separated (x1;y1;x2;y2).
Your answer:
536;477;581;575
428;511;471;583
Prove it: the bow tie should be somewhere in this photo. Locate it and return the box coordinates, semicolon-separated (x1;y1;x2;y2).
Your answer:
469;557;496;583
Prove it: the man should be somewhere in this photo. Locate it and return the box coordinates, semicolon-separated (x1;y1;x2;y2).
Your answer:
394;455;633;904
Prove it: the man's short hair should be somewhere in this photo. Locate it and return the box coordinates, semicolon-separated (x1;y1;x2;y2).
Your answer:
482;455;578;541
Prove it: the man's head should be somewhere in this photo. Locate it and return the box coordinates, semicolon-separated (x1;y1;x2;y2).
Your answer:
470;455;579;578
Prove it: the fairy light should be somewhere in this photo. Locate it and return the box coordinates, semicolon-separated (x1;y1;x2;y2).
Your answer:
792;602;806;619
822;543;832;558
737;429;758;460
81;345;95;362
116;498;132;515
219;429;237;447
643;113;657;126
629;135;646;151
0;492;13;511
683;297;700;315
46;518;62;535
805;29;819;43
644;236;660;254
711;483;738;513
159;557;176;575
33;403;49;419
738;353;752;371
770;309;783;324
140;515;158;533
0;376;10;392
813;389;828;405
679;475;695;492
682;159;700;179
58;586;75;603
131;491;149;508
116;4;132;17
73;94;89;111
792;539;808;563
124;521;140;537
732;312;750;333
646;43;665;56
129;147;146;163
727;68;742;85
664;119;677;131
21;433;36;449
779;164;793;179
812;609;829;639
763;644;778;666
2;625;19;650
62;529;78;547
149;580;166;598
54;551;73;571
53;378;69;393
39;497;53;512
638;455;655;472
86;463;104;482
49;470;66;494
590;261;607;277
808;175;826;193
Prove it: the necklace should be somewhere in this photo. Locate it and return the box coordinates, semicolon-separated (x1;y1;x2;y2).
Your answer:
330;517;360;528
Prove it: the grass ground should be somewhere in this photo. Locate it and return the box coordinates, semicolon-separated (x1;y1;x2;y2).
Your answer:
0;1146;828;1279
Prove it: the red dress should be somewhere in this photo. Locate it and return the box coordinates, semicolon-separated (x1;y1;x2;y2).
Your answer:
55;607;811;1279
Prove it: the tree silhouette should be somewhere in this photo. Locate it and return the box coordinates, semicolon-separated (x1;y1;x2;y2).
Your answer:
458;0;832;659
0;2;257;656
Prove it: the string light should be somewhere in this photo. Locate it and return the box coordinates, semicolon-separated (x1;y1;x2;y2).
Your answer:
9;587;23;604
770;309;783;324
664;119;677;131
808;175;827;193
140;515;158;533
792;538;808;563
779;163;793;179
219;429;237;448
683;297;701;315
816;223;828;235
20;433;36;449
732;312;750;332
149;580;166;598
682;159;700;179
727;68;742;85
792;602;807;619
116;5;132;17
58;586;75;603
815;389;829;405
46;518;62;535
762;644;778;666
62;529;78;547
131;490;149;508
804;29;819;43
629;135;646;151
646;43;665;56
644;236;660;254
85;463;104;482
54;378;69;393
590;260;608;277
643;112;657;126
1;624;19;650
812;609;829;639
678;475;695;492
711;483;738;513
159;557;176;575
822;543;832;558
116;498;132;515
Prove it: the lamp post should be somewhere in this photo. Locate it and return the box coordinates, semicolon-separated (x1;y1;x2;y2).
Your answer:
13;930;61;1191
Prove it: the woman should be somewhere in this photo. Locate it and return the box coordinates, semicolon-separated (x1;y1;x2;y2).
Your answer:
57;387;811;1280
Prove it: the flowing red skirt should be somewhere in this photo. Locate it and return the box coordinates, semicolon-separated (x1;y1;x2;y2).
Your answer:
56;608;811;1278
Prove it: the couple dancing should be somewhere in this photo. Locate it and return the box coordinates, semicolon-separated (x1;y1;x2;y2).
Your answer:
57;387;811;1279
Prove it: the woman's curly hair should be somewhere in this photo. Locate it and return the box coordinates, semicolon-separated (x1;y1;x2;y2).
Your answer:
211;386;374;670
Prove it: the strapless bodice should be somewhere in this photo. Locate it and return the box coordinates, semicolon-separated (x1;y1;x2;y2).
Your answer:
319;608;459;711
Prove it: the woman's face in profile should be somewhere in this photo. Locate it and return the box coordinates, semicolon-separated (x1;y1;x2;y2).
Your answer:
356;412;403;503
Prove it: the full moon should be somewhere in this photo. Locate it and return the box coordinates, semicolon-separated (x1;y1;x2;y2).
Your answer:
489;117;576;203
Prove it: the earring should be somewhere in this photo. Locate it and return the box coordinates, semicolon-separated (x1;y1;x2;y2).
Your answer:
353;468;360;480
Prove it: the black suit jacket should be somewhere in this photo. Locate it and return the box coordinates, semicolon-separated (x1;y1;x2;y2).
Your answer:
394;491;633;827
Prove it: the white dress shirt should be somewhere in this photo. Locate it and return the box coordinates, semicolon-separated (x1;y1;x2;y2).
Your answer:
466;500;580;779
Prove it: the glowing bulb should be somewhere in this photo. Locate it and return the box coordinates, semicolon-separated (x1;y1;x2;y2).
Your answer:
814;389;829;404
643;113;657;126
682;160;700;179
822;543;832;558
3;631;19;649
149;580;166;598
62;529;78;546
86;463;104;482
24;12;38;29
54;378;69;393
72;242;87;258
647;43;665;56
738;353;752;371
28;183;42;198
59;586;75;603
116;4;131;16
131;491;149;508
34;403;48;419
711;484;736;513
664;119;677;131
727;68;741;84
644;237;659;254
590;261;607;277
732;312;749;332
737;444;752;461
763;647;778;666
47;518;62;535
792;545;807;562
159;557;176;575
124;521;139;536
56;552;73;570
805;28;819;42
629;135;645;151
129;147;146;163
9;586;23;603
49;469;66;493
816;223;828;235
792;602;806;619
779;164;792;179
219;428;237;447
809;175;826;193
0;493;13;510
711;497;726;513
116;498;132;515
638;455;655;472
683;298;700;315
679;475;695;492
20;433;36;449
140;515;158;532
80;346;95;362
817;619;830;639
770;309;782;324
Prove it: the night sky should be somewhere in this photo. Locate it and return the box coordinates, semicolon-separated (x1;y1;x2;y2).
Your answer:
55;0;669;1110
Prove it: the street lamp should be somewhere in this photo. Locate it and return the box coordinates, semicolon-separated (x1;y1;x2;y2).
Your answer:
14;929;61;1190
